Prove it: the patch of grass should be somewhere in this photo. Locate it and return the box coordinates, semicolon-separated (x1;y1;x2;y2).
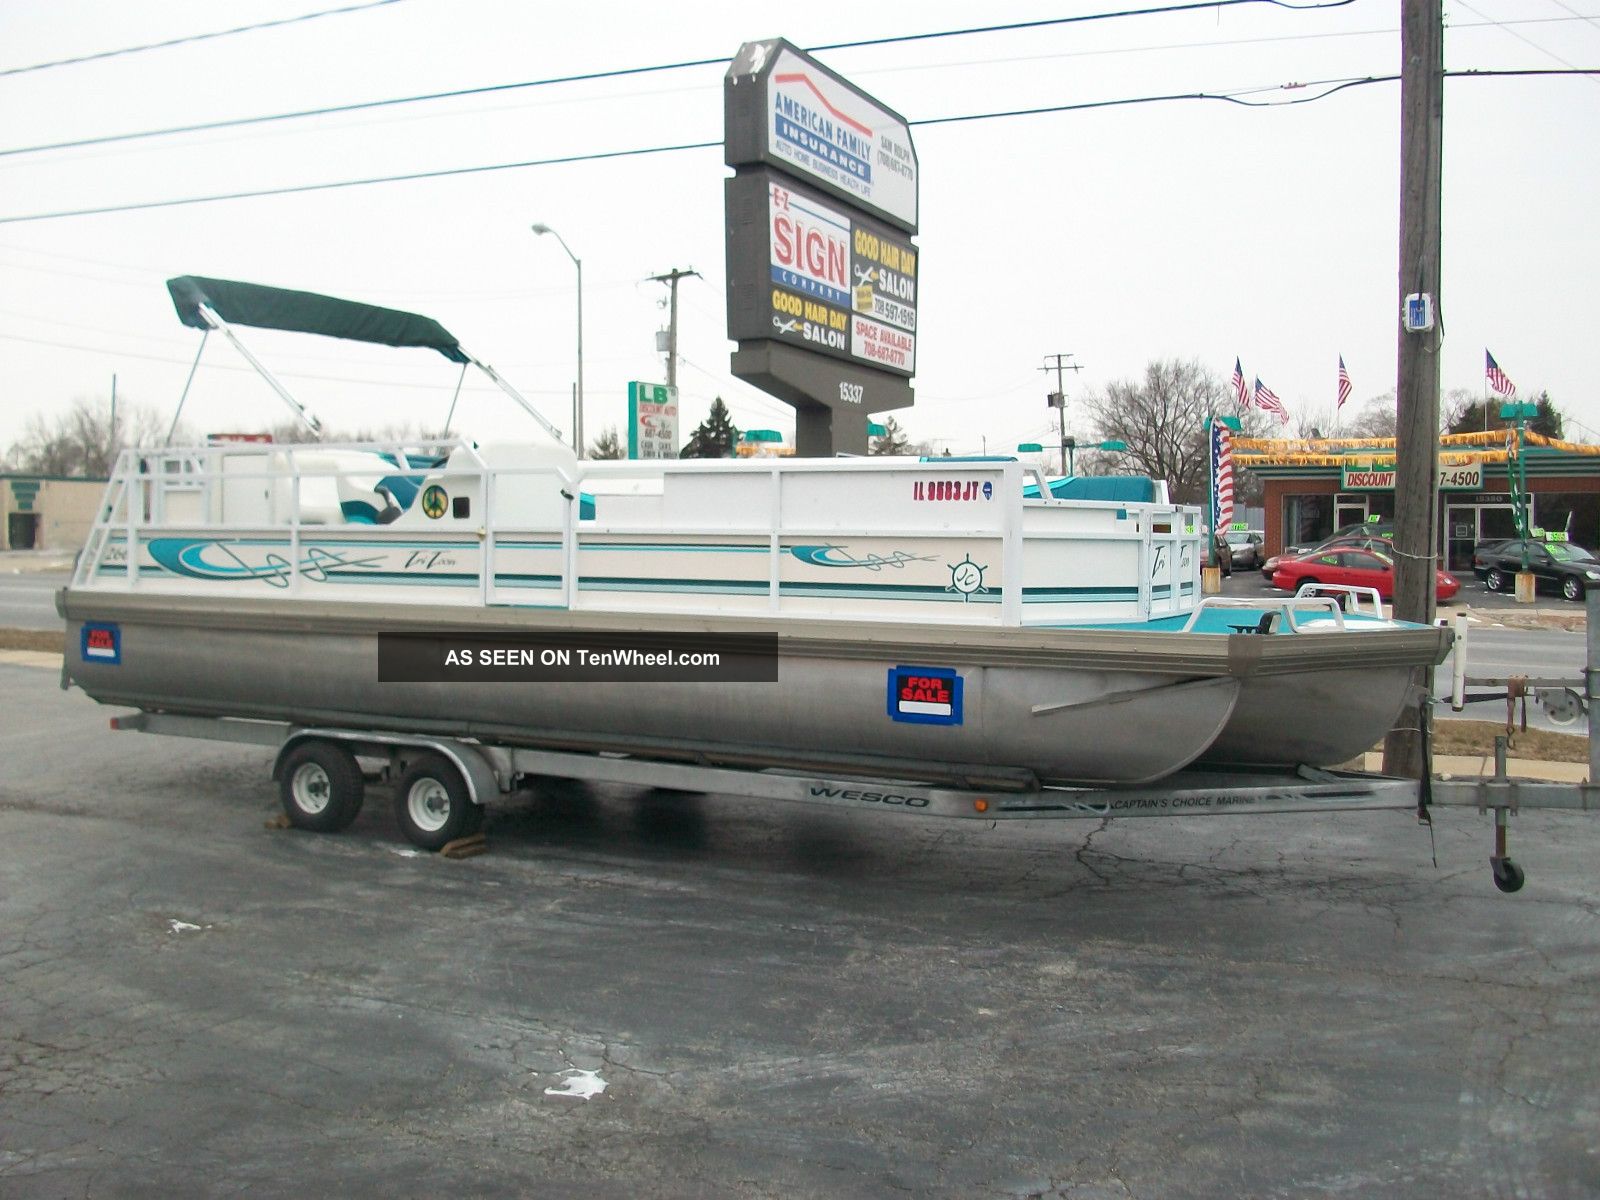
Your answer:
1431;719;1588;763
0;627;64;653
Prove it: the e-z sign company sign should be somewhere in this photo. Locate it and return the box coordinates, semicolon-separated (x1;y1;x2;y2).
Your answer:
727;172;917;376
725;38;919;455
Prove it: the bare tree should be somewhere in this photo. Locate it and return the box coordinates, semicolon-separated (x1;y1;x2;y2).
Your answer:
1341;392;1401;439
6;398;165;476
264;420;453;445
1284;393;1403;440
1085;358;1231;504
1291;409;1337;440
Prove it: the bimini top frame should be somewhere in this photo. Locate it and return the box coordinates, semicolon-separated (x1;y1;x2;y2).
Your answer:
161;275;563;445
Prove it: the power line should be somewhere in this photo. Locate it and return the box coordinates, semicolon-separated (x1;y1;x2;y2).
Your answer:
0;139;721;225
7;67;1596;227
0;0;408;79
1547;1;1600;33
0;0;1355;160
1454;0;1600;87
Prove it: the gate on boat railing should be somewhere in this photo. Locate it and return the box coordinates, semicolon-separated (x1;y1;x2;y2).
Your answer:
76;445;1204;626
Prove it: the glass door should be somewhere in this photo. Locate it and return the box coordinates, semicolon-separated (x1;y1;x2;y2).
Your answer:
1334;496;1368;532
1445;505;1477;571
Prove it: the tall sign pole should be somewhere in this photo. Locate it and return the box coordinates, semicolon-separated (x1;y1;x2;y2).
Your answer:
1384;0;1445;777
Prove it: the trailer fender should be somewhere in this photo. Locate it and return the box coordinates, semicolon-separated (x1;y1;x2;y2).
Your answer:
273;729;501;806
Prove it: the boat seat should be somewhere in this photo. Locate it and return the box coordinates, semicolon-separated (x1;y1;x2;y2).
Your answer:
339;475;421;524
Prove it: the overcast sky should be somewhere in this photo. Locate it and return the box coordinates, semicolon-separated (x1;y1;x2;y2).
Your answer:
2;0;1597;460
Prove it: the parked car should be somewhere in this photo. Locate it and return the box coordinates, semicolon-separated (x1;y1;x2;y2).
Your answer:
1271;547;1460;603
1223;528;1265;571
1260;534;1395;582
1204;533;1233;577
1277;520;1396;563
1472;539;1600;601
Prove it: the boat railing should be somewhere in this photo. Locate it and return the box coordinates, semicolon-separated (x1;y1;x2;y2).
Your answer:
1182;591;1392;634
74;444;1204;626
1290;582;1387;619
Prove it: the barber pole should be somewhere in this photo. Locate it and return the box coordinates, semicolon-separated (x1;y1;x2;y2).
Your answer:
1211;420;1234;534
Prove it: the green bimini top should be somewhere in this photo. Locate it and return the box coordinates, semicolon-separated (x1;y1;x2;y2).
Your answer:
167;275;469;364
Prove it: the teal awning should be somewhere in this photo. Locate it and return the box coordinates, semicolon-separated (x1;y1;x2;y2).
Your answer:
167;275;468;364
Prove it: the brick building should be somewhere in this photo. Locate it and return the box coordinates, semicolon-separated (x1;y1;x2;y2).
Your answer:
1235;430;1600;572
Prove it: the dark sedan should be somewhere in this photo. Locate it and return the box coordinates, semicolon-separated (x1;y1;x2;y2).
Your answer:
1472;539;1600;601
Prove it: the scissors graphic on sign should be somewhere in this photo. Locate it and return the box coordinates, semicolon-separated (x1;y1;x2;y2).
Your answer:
772;316;799;335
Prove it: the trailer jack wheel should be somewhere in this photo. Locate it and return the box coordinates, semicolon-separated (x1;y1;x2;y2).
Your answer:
1490;856;1526;894
1488;806;1524;893
394;753;483;851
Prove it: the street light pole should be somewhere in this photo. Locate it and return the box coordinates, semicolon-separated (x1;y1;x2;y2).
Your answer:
531;223;583;457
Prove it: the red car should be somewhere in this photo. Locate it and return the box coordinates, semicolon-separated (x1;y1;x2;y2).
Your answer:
1271;547;1460;602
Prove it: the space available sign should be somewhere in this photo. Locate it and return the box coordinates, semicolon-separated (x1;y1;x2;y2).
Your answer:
628;382;678;460
730;170;917;377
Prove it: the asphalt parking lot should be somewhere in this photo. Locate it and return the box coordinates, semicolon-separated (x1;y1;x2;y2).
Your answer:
3;661;1599;1198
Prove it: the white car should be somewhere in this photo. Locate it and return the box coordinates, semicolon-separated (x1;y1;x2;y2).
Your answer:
1224;529;1265;571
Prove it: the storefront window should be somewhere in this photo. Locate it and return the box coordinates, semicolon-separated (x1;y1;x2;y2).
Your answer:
1531;493;1600;550
1283;495;1330;546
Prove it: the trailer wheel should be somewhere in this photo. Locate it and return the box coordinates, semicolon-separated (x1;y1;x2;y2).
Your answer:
394;754;482;851
279;741;365;833
1491;857;1526;894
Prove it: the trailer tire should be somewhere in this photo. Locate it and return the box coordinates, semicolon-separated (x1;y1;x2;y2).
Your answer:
394;754;481;851
279;741;365;833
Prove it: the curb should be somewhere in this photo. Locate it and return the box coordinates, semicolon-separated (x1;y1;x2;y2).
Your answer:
1359;750;1588;785
0;650;64;670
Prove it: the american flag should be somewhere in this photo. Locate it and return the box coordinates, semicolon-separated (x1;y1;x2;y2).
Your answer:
1254;377;1289;424
1211;420;1234;534
1231;357;1250;410
1486;349;1516;397
1337;356;1352;409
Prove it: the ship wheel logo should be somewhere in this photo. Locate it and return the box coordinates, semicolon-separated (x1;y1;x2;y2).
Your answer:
420;485;449;519
947;555;987;600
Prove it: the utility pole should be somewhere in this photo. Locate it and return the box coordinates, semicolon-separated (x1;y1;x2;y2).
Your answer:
648;268;700;390
1039;353;1083;475
1383;0;1445;778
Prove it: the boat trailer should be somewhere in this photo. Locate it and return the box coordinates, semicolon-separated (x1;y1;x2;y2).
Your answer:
107;708;1595;895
